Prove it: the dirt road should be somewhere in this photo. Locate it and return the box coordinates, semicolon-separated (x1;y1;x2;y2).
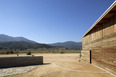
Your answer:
1;53;115;77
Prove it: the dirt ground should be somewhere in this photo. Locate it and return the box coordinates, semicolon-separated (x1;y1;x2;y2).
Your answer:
0;53;115;77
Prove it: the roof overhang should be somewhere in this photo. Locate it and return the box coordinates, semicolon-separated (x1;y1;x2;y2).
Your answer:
83;1;116;37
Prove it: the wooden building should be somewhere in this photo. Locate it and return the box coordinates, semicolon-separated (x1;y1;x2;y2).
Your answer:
82;1;116;74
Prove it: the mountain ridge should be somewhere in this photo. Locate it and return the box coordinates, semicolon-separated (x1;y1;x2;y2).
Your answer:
48;41;82;50
0;34;82;50
0;34;36;43
0;34;53;50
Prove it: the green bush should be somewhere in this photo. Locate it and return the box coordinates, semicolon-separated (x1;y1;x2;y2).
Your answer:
60;51;64;54
6;50;14;54
27;51;31;55
11;50;14;54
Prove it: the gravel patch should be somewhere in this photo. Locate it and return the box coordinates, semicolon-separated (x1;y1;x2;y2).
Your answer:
0;65;38;77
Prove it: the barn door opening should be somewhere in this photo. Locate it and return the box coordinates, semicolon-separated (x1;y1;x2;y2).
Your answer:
90;50;92;64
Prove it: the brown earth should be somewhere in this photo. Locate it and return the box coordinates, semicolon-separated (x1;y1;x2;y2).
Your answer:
0;53;115;77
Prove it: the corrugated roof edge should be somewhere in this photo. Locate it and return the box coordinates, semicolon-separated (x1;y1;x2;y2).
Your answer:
83;1;116;37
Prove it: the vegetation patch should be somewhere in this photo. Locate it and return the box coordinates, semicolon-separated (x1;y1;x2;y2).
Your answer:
26;51;31;55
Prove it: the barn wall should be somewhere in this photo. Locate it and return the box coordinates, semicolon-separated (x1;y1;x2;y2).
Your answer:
82;15;116;74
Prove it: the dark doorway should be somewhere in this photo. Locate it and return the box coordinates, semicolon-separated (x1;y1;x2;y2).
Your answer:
90;50;92;64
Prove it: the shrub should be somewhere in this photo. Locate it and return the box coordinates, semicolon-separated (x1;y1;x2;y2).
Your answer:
10;50;14;54
60;51;64;54
27;51;31;55
6;50;14;54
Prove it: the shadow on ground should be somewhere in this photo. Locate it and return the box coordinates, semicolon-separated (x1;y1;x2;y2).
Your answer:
42;63;51;65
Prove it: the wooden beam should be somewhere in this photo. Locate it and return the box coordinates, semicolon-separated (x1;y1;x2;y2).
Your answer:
97;23;103;26
102;18;110;21
108;10;116;14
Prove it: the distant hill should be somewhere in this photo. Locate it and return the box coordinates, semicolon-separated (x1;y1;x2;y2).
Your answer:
0;34;81;50
0;34;53;50
0;34;35;43
49;41;82;50
0;41;52;50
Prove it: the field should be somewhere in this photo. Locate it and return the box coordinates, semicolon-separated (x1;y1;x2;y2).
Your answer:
20;50;81;53
0;53;115;77
0;50;81;54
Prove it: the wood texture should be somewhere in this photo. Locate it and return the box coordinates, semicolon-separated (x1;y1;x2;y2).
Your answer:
82;11;116;75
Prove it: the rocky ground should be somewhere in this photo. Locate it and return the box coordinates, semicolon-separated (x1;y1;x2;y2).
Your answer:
0;65;37;77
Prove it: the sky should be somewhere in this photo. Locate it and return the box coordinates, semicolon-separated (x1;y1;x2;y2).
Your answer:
0;0;115;43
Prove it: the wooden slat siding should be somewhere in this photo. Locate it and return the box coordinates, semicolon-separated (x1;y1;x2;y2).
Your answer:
83;25;116;48
98;27;102;39
86;36;88;44
92;31;94;41
92;32;94;42
113;15;116;32
110;16;114;34
82;19;116;48
84;37;85;45
89;34;92;43
82;11;116;75
85;36;87;44
82;15;116;49
114;15;116;32
93;31;95;41
96;30;98;40
94;31;96;41
92;32;94;41
109;17;113;34
84;38;85;45
92;48;116;75
88;35;89;44
82;38;85;49
103;24;105;37
115;24;116;32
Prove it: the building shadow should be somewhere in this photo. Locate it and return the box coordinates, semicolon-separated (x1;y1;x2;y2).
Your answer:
42;63;51;65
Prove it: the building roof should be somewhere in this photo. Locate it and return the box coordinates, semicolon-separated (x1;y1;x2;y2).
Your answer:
83;1;116;37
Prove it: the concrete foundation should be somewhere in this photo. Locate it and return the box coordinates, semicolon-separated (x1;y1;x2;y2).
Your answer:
0;56;43;68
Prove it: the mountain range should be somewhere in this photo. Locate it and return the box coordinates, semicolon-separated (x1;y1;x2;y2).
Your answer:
0;34;52;50
0;34;82;50
49;41;82;50
0;34;35;43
